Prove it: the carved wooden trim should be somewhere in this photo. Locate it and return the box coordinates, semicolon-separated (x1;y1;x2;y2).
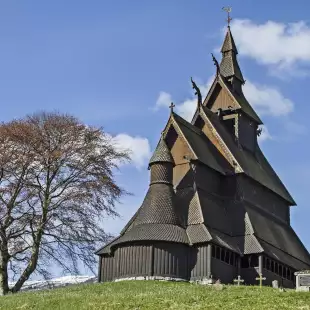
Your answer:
162;115;197;161
200;109;243;173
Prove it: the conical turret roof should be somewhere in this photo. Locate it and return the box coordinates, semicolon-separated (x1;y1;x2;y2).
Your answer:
98;135;187;249
149;138;174;166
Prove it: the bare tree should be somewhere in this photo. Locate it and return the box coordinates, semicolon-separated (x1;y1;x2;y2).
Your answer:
0;112;130;295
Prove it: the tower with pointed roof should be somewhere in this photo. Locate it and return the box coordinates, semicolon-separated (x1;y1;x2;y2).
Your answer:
96;20;310;288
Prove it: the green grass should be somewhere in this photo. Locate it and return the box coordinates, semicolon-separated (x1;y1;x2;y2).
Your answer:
0;281;310;310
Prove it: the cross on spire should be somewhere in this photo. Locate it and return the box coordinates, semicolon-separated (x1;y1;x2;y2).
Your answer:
222;7;232;26
169;102;175;113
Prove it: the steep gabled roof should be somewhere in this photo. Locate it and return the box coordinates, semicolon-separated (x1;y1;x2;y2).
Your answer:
205;26;262;124
245;204;310;266
259;239;310;271
197;188;232;235
220;75;262;124
203;75;262;124
171;112;231;175
197;106;295;205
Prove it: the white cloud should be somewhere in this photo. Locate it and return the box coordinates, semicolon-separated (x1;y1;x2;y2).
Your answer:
230;19;310;73
154;91;172;110
243;80;294;116
176;98;197;121
154;77;214;122
112;134;151;169
176;80;212;121
154;72;305;143
155;75;293;121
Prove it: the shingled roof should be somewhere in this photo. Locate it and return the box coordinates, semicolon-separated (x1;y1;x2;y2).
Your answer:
245;204;310;265
220;26;245;84
175;186;259;255
205;26;262;124
131;184;182;227
149;138;174;166
221;26;238;54
199;106;295;205
97;137;188;254
172;113;232;175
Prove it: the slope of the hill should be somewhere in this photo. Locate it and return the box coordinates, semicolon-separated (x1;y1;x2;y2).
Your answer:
0;281;310;310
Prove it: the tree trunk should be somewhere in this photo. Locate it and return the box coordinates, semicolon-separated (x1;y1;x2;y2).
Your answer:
11;224;45;294
0;251;9;296
11;239;41;293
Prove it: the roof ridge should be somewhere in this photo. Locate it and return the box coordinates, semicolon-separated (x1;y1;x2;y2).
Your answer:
172;112;202;135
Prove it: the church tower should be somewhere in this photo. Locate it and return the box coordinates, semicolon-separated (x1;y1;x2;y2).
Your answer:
96;14;310;288
204;22;263;153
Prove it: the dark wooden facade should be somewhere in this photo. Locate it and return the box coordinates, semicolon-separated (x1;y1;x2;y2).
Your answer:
99;242;189;283
96;25;310;287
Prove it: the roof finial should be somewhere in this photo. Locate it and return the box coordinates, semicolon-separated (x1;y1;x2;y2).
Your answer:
211;53;220;75
222;7;232;27
191;77;202;111
169;102;175;114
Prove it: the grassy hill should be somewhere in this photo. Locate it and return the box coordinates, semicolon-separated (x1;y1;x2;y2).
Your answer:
0;281;310;310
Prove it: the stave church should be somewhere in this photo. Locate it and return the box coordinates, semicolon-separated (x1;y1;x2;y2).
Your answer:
96;21;310;288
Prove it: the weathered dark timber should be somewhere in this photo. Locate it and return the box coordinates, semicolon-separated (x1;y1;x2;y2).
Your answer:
96;25;310;288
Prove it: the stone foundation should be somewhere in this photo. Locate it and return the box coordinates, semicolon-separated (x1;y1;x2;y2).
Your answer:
114;276;187;282
190;277;214;285
114;276;215;285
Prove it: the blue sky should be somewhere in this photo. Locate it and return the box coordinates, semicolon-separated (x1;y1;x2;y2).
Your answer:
1;1;310;276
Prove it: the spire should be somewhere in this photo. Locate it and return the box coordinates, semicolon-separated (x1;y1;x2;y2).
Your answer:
149;137;174;167
221;26;238;54
219;26;245;86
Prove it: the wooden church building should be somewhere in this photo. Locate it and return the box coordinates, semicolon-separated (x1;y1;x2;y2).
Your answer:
96;25;310;288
